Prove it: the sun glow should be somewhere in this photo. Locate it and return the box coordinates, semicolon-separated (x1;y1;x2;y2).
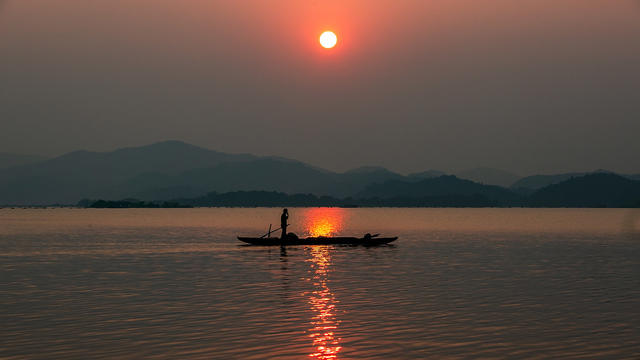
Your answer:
304;208;345;237
319;31;338;49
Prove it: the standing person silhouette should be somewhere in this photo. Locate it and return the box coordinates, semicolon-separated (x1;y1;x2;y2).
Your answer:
280;208;288;239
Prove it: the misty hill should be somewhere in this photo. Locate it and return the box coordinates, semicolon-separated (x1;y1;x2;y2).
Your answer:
166;176;521;207
117;158;340;201
119;162;409;201
0;141;407;204
339;167;405;194
0;141;258;204
528;173;640;207
344;166;401;178
454;167;521;187
407;170;447;180
0;153;47;169
511;172;588;191
357;175;521;205
1;140;638;207
511;169;640;191
161;174;640;208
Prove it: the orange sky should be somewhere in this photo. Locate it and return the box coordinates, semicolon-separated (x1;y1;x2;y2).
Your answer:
1;0;639;174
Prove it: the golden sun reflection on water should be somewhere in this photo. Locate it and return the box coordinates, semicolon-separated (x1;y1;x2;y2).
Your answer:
307;246;342;359
303;208;346;237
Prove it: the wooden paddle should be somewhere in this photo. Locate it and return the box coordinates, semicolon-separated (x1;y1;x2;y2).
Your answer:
260;224;290;238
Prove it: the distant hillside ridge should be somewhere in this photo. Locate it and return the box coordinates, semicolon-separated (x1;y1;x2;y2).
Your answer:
0;140;638;207
169;174;640;208
407;170;447;180
0;141;259;205
0;141;413;205
527;173;640;207
356;175;522;205
512;170;639;191
454;167;521;187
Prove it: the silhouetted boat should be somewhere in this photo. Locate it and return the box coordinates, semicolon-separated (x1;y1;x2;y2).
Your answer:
237;235;398;246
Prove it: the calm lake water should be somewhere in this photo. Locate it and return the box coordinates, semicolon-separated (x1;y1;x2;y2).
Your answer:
1;208;639;359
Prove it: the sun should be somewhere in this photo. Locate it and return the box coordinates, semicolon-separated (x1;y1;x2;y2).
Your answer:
319;31;337;49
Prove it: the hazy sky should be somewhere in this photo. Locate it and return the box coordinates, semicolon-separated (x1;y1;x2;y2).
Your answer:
1;0;639;175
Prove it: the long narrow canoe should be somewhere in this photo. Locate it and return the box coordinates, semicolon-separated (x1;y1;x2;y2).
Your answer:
238;236;398;246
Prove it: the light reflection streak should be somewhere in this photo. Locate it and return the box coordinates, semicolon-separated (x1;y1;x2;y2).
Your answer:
307;246;342;359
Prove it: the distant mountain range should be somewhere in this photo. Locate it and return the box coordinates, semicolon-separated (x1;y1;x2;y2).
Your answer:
527;173;640;208
0;141;638;207
356;175;520;204
170;173;640;208
0;141;256;204
406;168;521;187
89;173;640;208
0;141;404;204
511;170;640;191
407;170;447;180
454;167;521;188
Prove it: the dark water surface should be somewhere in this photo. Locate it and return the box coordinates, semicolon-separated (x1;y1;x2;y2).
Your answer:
1;208;639;359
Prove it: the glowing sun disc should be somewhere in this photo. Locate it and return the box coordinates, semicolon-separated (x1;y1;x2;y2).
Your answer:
319;31;337;49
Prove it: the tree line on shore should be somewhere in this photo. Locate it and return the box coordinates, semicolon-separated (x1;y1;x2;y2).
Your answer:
79;173;640;208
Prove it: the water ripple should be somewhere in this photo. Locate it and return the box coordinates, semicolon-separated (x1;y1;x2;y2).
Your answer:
1;208;639;359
